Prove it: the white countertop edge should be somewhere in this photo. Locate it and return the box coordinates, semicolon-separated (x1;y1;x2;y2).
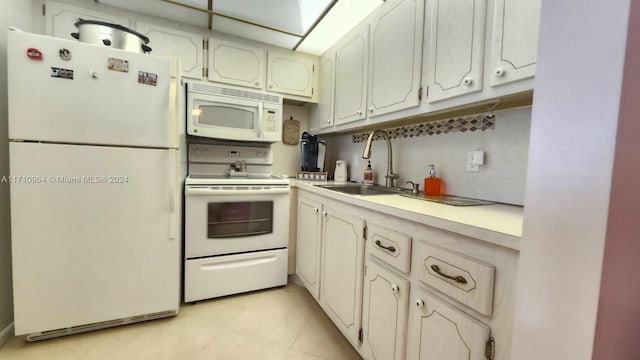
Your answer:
291;180;522;251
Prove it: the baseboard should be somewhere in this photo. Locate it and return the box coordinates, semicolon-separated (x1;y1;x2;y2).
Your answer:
287;273;304;287
0;322;14;348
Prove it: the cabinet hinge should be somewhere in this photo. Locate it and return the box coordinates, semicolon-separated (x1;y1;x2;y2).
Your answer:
358;328;364;343
364;264;367;276
418;87;423;101
42;4;46;16
363;225;367;240
202;67;209;78
203;39;208;50
485;337;495;360
313;64;315;72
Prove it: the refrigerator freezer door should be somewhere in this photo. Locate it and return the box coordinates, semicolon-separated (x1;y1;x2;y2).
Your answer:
7;30;172;148
9;142;180;335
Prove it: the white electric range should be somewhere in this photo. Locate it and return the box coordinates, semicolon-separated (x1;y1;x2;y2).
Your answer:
184;143;290;302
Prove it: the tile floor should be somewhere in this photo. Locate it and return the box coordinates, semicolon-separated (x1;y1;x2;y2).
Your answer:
0;283;363;360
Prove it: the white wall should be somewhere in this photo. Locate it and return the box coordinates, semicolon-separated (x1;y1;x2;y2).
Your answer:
511;0;637;359
326;107;531;205
0;0;38;344
272;105;309;177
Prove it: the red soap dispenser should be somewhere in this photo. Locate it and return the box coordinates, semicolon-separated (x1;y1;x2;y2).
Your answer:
424;164;442;196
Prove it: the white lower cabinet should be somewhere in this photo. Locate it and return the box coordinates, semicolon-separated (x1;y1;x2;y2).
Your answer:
361;260;409;360
294;189;517;360
407;286;492;360
295;196;323;300
320;205;366;347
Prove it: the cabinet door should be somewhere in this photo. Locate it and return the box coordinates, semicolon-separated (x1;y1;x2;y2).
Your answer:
368;0;424;116
267;51;317;98
208;38;265;89
45;1;130;40
318;50;336;130
135;22;204;79
427;0;486;102
407;287;491;360
320;207;365;346
361;260;409;360
296;197;323;300
490;0;541;86
334;24;369;126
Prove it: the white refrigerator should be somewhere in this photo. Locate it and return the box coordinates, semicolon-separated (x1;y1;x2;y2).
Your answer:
7;30;180;340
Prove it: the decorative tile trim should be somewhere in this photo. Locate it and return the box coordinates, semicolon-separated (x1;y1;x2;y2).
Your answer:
352;114;496;143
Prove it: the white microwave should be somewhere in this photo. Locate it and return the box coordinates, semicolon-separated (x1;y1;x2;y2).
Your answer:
186;81;283;142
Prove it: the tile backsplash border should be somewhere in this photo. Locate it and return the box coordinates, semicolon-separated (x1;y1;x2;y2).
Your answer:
352;114;496;143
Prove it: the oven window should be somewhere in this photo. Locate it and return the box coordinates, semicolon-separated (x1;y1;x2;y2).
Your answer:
196;102;256;130
207;201;273;238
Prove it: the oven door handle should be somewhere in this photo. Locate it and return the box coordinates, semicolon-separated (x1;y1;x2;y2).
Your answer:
185;187;290;196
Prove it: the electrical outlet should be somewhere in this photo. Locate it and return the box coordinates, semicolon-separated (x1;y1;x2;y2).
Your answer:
466;151;480;172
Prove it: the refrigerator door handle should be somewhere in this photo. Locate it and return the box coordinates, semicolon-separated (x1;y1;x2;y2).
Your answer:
168;149;177;240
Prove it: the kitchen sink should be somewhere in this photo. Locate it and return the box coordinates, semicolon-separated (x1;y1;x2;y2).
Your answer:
314;184;404;196
399;193;494;206
315;184;495;206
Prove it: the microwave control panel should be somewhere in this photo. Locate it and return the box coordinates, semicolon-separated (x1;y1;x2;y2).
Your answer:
264;109;278;133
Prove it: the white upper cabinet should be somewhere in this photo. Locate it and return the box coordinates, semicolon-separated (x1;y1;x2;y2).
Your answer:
318;50;336;130
208;38;265;89
135;22;204;79
490;0;542;86
426;0;487;102
45;1;130;41
368;0;424;116
267;51;318;99
334;24;370;126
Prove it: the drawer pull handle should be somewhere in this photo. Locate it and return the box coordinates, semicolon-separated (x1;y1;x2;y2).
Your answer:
430;264;467;284
375;240;396;253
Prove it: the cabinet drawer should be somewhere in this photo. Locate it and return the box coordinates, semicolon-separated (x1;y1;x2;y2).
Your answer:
415;241;495;316
368;224;412;273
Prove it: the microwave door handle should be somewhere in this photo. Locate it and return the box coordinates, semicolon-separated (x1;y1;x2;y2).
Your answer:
257;102;263;139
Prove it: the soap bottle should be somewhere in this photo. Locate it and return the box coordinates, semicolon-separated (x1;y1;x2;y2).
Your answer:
424;164;442;196
364;161;375;185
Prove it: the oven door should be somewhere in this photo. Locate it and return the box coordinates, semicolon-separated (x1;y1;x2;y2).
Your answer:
187;92;263;142
185;185;290;257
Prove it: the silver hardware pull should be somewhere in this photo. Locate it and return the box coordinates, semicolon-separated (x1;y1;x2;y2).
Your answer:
391;284;399;294
430;264;467;284
415;299;425;308
463;77;473;86
375;240;396;253
314;208;319;213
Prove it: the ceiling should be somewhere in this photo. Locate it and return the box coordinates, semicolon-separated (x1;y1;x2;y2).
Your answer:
98;0;383;55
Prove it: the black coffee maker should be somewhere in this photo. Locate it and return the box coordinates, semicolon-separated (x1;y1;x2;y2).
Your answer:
300;132;327;172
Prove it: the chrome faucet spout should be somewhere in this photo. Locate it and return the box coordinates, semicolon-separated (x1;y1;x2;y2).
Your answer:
361;130;398;188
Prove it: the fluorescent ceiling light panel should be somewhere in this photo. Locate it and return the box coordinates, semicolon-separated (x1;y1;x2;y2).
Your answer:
296;0;383;55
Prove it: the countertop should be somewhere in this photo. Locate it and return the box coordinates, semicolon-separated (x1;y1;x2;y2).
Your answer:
290;180;523;251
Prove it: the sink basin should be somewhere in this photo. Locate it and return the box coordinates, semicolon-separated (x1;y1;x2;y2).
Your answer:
400;193;494;206
315;184;403;196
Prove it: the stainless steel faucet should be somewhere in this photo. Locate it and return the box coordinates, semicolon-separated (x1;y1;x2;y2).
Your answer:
362;130;399;188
